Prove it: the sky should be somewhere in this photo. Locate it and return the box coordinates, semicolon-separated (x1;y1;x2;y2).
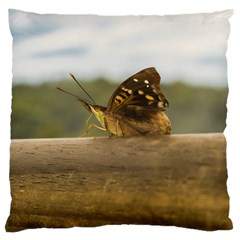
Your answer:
9;9;232;87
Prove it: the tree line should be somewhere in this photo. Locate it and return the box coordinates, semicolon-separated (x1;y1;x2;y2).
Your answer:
11;79;227;139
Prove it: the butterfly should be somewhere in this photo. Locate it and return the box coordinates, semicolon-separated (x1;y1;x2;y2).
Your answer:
57;67;171;136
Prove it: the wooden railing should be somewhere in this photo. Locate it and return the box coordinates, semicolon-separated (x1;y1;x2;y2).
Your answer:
5;133;232;232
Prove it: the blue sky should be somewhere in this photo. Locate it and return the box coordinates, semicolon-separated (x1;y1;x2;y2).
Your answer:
9;9;232;87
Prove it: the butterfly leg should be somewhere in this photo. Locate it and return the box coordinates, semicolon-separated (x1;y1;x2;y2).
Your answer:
81;123;106;137
116;120;120;136
85;113;93;126
116;120;125;136
80;113;93;137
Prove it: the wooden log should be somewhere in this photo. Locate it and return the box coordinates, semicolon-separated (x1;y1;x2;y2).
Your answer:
5;133;232;232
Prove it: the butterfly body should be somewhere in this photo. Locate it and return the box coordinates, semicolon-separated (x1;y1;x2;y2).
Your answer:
58;67;171;136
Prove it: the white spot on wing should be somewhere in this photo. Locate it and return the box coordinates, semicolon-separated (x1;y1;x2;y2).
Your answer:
144;80;149;84
133;78;139;82
158;101;164;108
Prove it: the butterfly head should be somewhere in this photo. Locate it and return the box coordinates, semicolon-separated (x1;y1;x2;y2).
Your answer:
76;97;106;127
57;79;107;129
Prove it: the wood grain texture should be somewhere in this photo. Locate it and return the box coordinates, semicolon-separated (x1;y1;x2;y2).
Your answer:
6;133;232;231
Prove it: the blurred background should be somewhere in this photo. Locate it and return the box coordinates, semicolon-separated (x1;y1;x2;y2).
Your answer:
9;10;229;138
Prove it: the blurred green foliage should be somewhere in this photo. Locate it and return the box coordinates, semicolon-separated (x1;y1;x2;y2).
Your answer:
11;79;227;139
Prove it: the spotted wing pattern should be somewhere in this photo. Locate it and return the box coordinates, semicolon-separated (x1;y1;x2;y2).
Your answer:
106;67;169;117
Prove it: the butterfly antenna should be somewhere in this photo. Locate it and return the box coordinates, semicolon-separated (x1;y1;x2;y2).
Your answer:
69;73;96;104
56;87;83;99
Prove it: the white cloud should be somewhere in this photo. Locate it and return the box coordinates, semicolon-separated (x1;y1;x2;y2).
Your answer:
9;10;232;86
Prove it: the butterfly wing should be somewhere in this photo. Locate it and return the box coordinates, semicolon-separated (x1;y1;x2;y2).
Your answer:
104;105;171;136
104;67;171;136
107;67;169;113
118;109;171;136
